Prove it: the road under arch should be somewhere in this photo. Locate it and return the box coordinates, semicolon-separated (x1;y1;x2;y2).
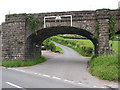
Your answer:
25;26;98;60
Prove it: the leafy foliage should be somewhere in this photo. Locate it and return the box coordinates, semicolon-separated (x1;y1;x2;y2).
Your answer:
17;40;23;44
43;38;63;54
109;13;115;40
12;13;18;17
90;21;99;39
25;14;39;33
95;21;99;38
25;14;43;34
49;42;56;52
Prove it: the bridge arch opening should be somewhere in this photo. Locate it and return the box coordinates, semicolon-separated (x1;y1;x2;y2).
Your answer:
25;26;98;60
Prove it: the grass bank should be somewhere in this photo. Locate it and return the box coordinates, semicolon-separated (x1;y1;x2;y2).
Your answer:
55;45;64;54
2;56;47;67
89;54;119;82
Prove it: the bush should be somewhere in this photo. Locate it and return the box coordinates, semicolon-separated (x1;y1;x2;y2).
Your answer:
42;38;63;54
42;38;51;49
49;42;56;52
80;45;93;55
55;46;64;54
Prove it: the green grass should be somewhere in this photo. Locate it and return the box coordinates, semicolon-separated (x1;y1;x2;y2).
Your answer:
89;54;119;82
58;35;87;39
2;56;47;67
65;38;94;49
65;39;119;53
89;40;119;82
55;45;64;54
109;40;119;53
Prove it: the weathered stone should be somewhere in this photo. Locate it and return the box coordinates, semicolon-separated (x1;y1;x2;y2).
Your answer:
1;9;120;60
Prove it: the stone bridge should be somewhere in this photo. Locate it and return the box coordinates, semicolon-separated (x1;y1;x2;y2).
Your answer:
1;9;120;60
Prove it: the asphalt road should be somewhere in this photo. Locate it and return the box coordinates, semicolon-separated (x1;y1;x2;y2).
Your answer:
1;42;118;89
2;67;85;89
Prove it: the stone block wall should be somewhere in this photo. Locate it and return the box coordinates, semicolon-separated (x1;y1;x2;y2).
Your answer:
1;9;119;60
2;15;26;60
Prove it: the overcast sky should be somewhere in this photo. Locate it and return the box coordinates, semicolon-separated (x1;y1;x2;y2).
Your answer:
0;0;119;24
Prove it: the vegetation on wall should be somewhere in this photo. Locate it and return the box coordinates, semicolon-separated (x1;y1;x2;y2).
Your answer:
25;14;43;34
91;21;99;39
12;13;19;17
25;14;39;34
14;37;23;44
95;21;99;38
109;13;115;40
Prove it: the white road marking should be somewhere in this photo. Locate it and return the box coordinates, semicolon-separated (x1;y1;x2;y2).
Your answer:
2;67;5;68
7;68;12;70
42;74;50;77
52;76;61;80
15;69;18;71
64;80;75;83
93;85;97;88
5;68;107;88
34;73;38;75
6;82;22;88
64;79;71;82
101;87;105;88
20;70;25;72
78;82;82;84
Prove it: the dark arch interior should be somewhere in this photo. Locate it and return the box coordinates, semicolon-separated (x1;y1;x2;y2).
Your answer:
116;30;120;34
25;26;99;60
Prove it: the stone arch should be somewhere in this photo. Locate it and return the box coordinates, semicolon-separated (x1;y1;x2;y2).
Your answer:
25;26;98;60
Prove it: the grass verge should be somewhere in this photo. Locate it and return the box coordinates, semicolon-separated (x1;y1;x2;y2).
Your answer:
55;45;64;54
2;56;47;67
89;54;119;82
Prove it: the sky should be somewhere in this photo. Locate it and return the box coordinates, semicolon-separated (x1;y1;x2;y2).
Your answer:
0;0;119;24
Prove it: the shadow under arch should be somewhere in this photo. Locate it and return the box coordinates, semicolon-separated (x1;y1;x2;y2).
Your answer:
115;30;120;34
25;26;99;60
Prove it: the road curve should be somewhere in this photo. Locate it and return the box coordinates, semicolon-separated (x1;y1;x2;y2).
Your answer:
2;42;118;88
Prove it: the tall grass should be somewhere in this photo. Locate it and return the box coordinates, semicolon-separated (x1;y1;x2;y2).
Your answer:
2;56;47;67
89;54;119;82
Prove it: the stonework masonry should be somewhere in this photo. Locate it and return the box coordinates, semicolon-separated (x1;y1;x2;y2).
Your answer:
1;9;120;60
